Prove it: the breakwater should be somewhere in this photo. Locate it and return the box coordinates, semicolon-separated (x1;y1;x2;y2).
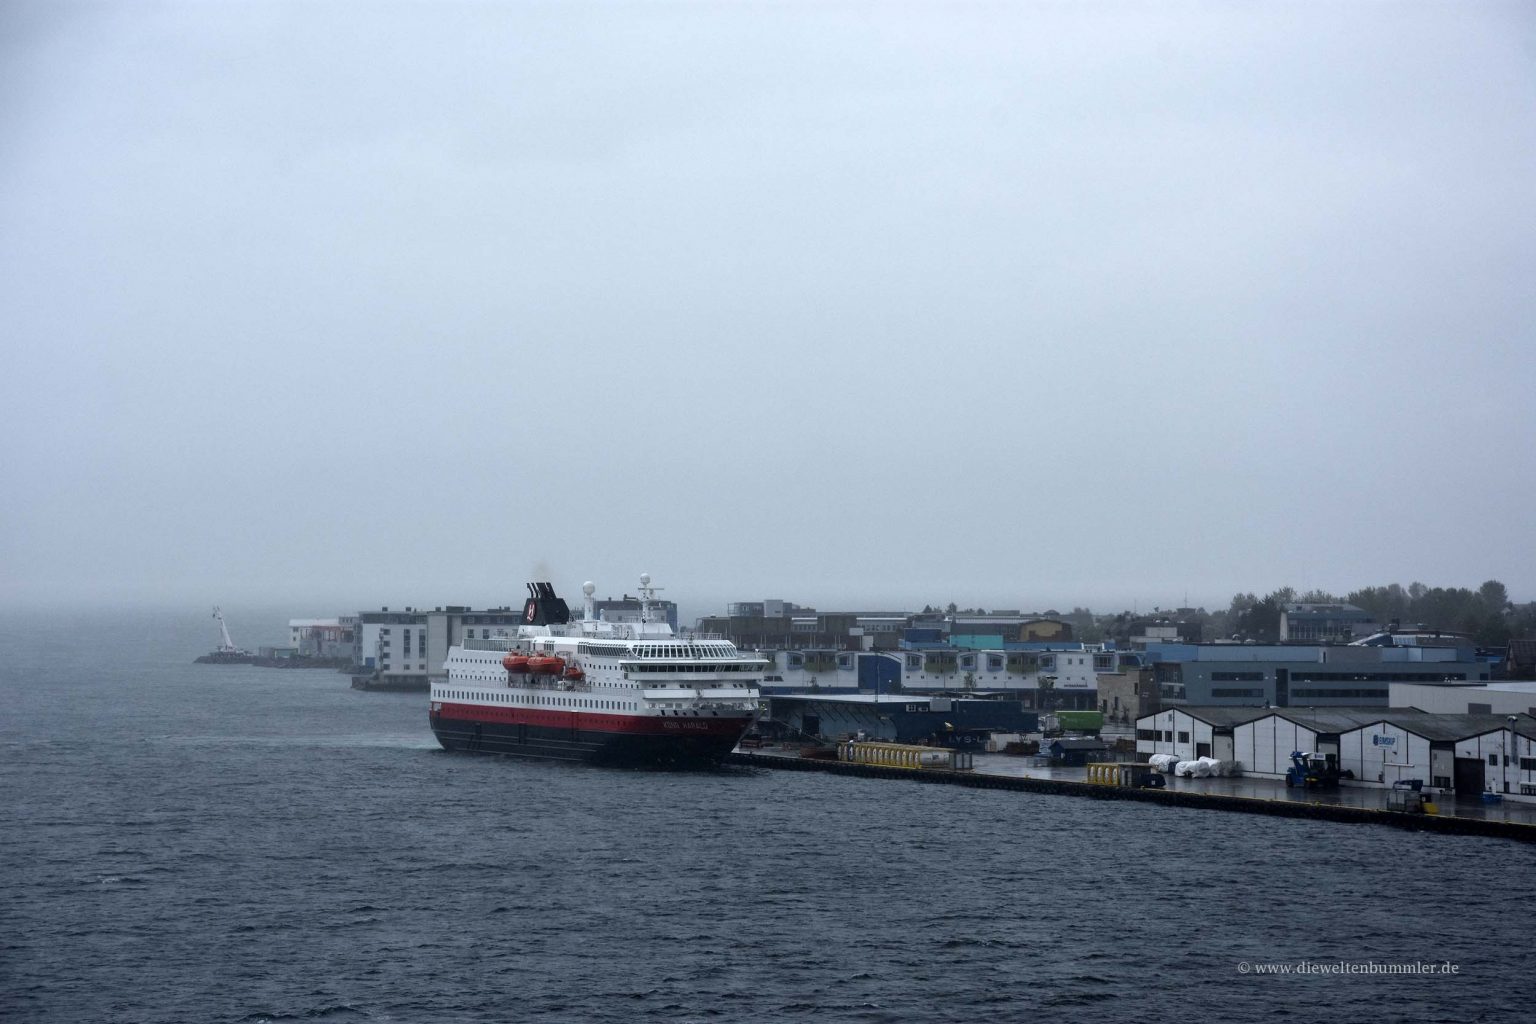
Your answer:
729;751;1536;844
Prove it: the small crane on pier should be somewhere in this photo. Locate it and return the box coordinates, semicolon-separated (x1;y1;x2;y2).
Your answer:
212;606;247;655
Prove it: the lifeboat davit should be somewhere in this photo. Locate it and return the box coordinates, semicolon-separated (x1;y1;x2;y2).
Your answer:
502;653;530;673
528;656;565;675
563;664;584;681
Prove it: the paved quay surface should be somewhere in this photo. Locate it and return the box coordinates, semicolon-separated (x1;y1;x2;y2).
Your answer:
965;752;1536;826
739;745;1536;828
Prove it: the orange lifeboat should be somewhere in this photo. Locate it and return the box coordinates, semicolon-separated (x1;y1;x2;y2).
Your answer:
563;664;585;681
502;653;530;673
528;656;565;675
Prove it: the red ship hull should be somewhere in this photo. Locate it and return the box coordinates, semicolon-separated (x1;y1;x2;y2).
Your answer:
429;701;752;767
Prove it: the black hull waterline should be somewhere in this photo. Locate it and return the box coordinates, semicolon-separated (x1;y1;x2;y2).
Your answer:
430;717;745;768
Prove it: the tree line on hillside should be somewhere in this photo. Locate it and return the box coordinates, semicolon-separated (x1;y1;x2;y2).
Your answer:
1222;581;1524;645
931;581;1533;647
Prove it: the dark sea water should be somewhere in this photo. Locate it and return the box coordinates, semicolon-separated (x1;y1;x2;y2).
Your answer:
3;609;1532;1024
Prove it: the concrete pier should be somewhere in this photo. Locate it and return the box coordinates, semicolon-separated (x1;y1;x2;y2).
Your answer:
729;748;1536;844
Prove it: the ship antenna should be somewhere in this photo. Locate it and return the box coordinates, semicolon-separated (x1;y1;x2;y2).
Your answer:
638;573;663;624
582;581;596;622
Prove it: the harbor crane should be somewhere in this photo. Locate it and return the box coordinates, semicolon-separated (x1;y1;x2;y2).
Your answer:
212;606;241;654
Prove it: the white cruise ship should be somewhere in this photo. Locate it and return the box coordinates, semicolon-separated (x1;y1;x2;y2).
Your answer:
431;576;764;767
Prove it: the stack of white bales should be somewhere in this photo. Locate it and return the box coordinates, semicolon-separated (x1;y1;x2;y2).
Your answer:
1174;756;1242;778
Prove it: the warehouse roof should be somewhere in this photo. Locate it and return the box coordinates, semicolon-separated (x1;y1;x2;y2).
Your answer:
1245;708;1536;742
1375;712;1536;743
1257;708;1425;734
1166;707;1275;728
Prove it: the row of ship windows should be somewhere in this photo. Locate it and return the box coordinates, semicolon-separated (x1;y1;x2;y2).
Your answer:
461;673;641;689
451;657;752;681
441;690;638;711
630;645;735;659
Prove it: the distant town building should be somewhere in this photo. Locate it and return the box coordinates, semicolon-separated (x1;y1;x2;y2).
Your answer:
697;603;913;651
1390;680;1536;718
593;593;679;631
289;617;357;659
1279;602;1378;642
1508;639;1536;680
947;613;1073;645
1124;618;1203;648
1094;653;1158;732
354;605;525;689
1141;641;1489;708
355;609;431;687
699;601;1071;653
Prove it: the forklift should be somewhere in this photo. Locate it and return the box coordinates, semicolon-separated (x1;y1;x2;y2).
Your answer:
1285;750;1351;789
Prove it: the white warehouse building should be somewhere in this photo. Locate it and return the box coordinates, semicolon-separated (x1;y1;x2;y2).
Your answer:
1135;707;1270;763
1229;709;1536;802
1391;681;1536;717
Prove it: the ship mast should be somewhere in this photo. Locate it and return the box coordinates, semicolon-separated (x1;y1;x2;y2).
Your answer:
637;573;663;624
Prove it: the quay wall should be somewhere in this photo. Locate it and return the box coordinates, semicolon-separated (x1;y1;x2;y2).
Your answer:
728;752;1536;844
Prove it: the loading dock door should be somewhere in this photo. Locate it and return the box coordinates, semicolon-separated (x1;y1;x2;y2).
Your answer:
801;714;821;738
1453;757;1485;797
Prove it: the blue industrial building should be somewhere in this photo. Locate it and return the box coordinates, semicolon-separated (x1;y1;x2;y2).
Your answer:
763;694;1036;745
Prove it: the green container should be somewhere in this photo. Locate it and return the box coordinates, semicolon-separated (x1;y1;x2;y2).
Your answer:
1055;711;1104;732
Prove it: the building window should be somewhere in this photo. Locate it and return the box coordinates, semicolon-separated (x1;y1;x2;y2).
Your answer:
1521;757;1536;772
1488;754;1499;767
1177;731;1190;743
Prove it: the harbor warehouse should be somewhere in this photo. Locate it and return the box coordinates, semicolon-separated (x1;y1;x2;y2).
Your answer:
765;694;1035;744
1136;707;1270;763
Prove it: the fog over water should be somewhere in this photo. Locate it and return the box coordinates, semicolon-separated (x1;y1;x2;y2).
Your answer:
3;2;1533;615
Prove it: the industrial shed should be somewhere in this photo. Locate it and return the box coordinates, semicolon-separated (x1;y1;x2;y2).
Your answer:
1450;721;1536;800
1337;714;1536;798
1229;710;1536;799
1231;709;1422;779
1135;707;1270;763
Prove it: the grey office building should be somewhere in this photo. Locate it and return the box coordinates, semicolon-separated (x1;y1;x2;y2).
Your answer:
1145;642;1488;708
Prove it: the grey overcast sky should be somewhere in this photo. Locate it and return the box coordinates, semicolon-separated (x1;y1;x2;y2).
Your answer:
2;1;1534;619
